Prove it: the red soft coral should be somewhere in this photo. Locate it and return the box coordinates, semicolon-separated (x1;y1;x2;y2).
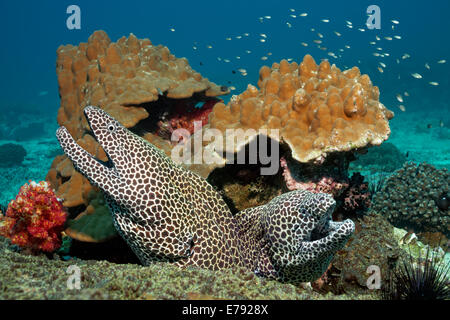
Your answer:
0;181;67;253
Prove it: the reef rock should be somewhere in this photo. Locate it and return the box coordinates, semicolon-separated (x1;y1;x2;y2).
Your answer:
207;55;394;168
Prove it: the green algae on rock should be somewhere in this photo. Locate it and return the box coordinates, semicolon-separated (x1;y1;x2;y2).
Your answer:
0;237;376;300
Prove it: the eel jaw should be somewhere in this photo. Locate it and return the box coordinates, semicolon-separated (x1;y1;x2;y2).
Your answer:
56;126;120;186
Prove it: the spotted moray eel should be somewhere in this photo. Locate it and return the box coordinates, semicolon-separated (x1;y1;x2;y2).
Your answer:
235;191;354;283
56;106;354;283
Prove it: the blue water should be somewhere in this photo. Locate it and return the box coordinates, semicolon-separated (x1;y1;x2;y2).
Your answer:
0;0;449;116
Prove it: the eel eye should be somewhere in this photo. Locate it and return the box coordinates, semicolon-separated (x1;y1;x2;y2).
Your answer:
107;122;117;133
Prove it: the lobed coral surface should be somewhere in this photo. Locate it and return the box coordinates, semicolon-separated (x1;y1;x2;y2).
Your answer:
208;55;394;164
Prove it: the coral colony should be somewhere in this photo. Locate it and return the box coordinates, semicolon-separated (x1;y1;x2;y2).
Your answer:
0;181;67;253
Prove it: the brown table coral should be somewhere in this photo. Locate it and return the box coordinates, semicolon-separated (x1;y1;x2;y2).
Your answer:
46;30;228;242
209;55;394;164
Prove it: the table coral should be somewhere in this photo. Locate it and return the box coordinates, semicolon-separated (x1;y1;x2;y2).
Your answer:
371;162;450;236
56;106;354;284
46;31;228;242
208;55;394;164
0;181;67;253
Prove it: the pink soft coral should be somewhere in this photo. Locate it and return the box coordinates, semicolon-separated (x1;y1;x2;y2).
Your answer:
0;181;67;253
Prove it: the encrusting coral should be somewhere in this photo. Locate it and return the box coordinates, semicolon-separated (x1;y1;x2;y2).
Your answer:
56;106;354;284
46;30;228;242
0;181;67;253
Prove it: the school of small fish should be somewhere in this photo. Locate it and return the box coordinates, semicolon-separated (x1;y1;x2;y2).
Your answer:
164;8;445;112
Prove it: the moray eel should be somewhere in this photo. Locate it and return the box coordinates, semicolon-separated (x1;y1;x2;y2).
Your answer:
235;191;355;283
56;106;245;270
56;106;354;284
